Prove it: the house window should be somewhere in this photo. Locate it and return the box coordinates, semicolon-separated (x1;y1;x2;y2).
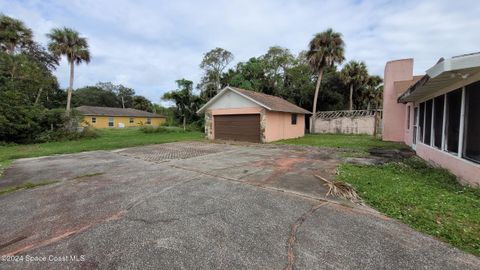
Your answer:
433;95;444;149
419;102;425;142
291;114;297;125
407;106;410;129
446;89;462;153
146;118;152;125
91;117;96;124
108;117;114;127
463;81;480;163
129;117;134;124
424;100;433;145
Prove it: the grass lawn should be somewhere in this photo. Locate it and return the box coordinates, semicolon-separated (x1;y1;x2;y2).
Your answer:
280;133;480;256
276;133;407;152
0;128;204;162
338;159;480;256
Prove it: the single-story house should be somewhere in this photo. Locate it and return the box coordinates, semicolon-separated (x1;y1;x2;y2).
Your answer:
77;106;166;128
197;86;311;143
383;52;480;186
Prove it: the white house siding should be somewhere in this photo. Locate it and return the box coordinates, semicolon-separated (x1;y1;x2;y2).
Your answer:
208;91;259;109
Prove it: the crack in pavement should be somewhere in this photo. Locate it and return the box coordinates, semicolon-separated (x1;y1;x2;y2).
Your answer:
1;177;197;257
127;217;180;225
125;178;195;210
169;164;332;204
126;210;220;225
1;210;126;256
168;165;385;219
284;202;329;270
0;236;28;250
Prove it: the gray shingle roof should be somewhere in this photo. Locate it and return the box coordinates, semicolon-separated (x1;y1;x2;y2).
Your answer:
76;106;165;118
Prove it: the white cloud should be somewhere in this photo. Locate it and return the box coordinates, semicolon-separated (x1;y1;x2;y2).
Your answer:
2;0;479;103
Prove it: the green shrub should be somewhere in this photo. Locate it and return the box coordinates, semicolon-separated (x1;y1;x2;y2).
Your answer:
79;126;98;139
159;121;170;127
35;126;98;143
139;125;157;133
188;118;205;131
0;102;89;143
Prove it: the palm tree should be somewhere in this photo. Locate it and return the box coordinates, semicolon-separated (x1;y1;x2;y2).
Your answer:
307;28;345;132
47;27;90;113
340;60;368;111
0;14;33;54
367;75;383;110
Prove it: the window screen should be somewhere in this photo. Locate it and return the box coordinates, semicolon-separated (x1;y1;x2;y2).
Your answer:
413;107;418;145
407;106;410;129
108;117;114;127
424;100;433;145
419;102;425;142
446;89;462;153
463;82;480;163
433;95;444;149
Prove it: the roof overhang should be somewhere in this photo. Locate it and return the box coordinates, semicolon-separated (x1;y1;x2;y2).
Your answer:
398;53;480;103
196;86;271;114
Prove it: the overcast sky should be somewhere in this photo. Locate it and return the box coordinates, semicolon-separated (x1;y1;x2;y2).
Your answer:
2;0;479;104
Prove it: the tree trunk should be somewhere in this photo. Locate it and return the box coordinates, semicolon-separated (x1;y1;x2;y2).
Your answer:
121;96;125;108
349;84;354;111
66;60;75;114
183;115;186;131
35;88;43;105
216;72;221;94
310;68;324;133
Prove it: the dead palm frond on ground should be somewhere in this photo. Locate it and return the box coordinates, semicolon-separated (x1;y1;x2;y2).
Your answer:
314;174;363;205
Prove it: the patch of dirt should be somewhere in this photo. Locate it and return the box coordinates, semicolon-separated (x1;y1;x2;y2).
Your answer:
368;148;416;161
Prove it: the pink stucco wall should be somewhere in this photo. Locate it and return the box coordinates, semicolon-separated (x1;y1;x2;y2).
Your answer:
264;111;305;142
416;143;480;186
383;59;414;142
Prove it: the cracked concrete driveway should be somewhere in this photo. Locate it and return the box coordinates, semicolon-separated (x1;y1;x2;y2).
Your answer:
0;141;479;269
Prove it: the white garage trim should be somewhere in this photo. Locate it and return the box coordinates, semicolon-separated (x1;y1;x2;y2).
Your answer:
197;86;271;114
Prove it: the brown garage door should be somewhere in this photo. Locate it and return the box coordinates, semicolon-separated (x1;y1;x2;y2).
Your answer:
214;114;261;143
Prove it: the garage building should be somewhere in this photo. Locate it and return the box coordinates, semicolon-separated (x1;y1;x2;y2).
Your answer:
197;86;311;143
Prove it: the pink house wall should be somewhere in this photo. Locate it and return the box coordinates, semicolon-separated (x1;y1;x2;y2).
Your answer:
383;59;414;142
416;143;480;186
384;58;480;186
264;111;305;142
